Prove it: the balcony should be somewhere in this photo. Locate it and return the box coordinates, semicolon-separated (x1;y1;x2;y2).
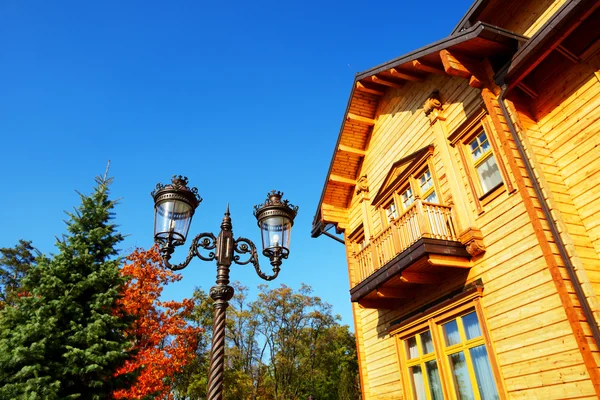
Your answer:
351;200;473;308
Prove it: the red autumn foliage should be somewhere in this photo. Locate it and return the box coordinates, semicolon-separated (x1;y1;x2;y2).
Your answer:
113;247;203;399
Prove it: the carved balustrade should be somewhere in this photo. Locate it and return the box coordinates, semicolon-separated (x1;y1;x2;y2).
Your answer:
353;200;458;285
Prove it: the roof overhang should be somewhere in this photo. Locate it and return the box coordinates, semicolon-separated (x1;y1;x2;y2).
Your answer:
501;0;600;90
312;22;526;238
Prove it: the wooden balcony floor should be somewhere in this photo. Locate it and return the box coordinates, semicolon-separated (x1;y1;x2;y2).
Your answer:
350;237;471;309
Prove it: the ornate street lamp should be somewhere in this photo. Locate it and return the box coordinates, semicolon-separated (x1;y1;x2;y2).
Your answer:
151;175;298;400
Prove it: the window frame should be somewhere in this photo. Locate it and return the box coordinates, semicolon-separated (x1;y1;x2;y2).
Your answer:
400;327;445;400
448;109;514;214
391;290;506;400
383;199;399;226
414;162;441;205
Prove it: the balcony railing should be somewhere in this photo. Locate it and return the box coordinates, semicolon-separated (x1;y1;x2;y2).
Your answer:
354;200;458;286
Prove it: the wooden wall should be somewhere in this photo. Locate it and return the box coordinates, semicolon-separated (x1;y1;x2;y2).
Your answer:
513;49;600;333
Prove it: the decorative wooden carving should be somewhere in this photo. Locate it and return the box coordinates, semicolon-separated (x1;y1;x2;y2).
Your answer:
356;175;369;195
459;227;486;257
466;240;486;257
423;90;444;123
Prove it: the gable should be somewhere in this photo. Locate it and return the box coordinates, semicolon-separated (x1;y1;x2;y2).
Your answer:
371;145;435;207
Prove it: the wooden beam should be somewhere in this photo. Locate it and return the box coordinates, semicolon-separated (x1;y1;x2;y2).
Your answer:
440;51;500;95
347;112;375;126
329;174;356;186
469;75;483;89
556;45;580;63
439;50;472;79
517;82;538;98
427;254;471;268
355;81;384;96
376;287;418;299
400;271;443;284
412;59;446;75
338;144;366;156
389;68;423;81
357;298;400;309
366;76;404;89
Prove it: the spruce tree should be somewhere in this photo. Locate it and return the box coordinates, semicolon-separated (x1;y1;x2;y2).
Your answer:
0;239;38;308
0;175;135;399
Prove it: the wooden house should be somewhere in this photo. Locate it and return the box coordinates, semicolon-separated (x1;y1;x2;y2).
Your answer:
311;0;600;398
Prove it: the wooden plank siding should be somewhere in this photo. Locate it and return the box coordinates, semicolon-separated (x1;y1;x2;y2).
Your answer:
513;58;600;322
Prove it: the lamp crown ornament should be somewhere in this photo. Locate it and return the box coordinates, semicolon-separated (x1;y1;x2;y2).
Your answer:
253;190;299;219
151;175;203;206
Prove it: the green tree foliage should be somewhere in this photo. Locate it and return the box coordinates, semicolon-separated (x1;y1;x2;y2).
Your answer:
0;176;135;399
175;283;360;400
258;284;357;400
0;240;38;308
338;361;361;400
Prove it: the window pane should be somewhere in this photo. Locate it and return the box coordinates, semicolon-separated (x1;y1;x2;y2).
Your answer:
443;320;461;346
449;352;475;400
386;202;398;222
406;336;419;359
480;132;490;153
470;132;491;162
476;154;502;193
470;345;499;400
359;239;366;251
425;191;438;203
425;360;444;400
409;365;427;400
421;330;434;354
462;312;482;340
419;169;433;192
470;138;480;155
402;187;414;208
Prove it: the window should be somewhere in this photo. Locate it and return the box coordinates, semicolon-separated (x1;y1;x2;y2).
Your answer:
468;131;502;194
404;330;444;400
349;225;367;253
401;186;415;209
441;312;499;400
379;164;441;232
372;145;444;231
392;292;504;400
385;202;398;222
417;169;438;204
394;166;439;213
448;109;514;213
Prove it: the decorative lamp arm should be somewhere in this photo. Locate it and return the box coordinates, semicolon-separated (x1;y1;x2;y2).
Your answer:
232;237;281;281
160;232;218;271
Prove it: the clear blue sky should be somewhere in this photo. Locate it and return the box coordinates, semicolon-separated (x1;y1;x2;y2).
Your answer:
1;0;473;327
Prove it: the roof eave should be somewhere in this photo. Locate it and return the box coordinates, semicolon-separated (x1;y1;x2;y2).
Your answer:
504;0;600;88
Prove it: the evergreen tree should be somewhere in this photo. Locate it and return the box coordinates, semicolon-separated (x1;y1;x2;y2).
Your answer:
0;239;38;308
0;175;135;399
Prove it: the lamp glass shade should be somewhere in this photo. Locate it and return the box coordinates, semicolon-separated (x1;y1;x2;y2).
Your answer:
260;215;292;252
154;199;195;245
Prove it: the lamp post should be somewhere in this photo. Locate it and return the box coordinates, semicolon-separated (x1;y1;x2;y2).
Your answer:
151;175;298;400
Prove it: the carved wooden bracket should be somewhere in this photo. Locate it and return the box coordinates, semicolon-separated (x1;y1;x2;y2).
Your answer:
356;175;369;195
423;90;445;124
459;227;486;257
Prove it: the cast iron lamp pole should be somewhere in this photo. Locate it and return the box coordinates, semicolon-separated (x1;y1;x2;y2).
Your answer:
151;176;298;400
